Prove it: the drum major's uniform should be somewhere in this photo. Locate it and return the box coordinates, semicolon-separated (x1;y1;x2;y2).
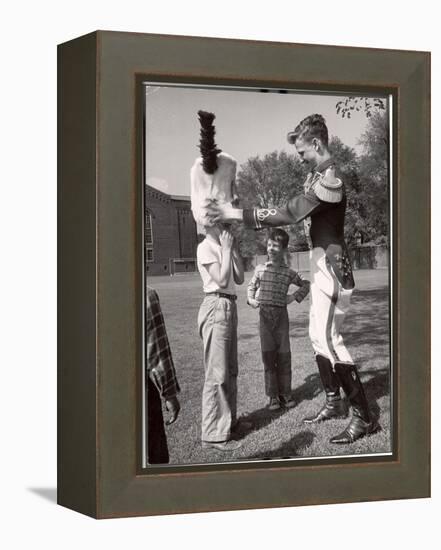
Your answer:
243;157;355;368
242;157;378;443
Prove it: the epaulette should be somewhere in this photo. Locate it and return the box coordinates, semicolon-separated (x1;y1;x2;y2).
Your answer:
312;166;343;203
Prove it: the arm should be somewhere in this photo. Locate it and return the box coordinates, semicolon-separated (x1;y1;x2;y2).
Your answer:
146;289;181;423
247;268;260;308
206;190;332;228
205;229;234;289
231;238;244;285
286;271;310;304
243;192;330;228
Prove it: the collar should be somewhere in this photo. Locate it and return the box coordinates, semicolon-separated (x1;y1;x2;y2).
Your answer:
314;157;334;175
265;260;288;267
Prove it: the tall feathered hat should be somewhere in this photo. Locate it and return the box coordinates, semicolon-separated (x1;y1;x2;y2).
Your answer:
190;110;237;228
197;110;222;174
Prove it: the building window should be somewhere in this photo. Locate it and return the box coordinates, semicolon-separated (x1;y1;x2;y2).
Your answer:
146;210;154;262
145;210;153;245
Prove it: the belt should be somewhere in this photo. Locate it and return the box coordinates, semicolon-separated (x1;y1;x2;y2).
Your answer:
205;292;237;301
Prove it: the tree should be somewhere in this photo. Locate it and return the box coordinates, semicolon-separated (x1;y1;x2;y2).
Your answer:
235;116;390;257
358;108;389;149
235;151;309;256
334;103;390;245
238;151;306;208
356;111;389;242
336;97;386;119
328;136;365;246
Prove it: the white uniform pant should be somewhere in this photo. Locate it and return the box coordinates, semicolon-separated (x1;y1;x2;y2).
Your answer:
309;247;353;366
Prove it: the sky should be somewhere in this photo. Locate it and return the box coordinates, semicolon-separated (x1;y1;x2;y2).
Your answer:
144;84;387;197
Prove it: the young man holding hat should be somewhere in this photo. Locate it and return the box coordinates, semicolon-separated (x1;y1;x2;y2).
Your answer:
207;114;378;445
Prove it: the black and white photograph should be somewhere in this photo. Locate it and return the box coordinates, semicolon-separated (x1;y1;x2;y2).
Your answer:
2;0;437;538
143;84;393;467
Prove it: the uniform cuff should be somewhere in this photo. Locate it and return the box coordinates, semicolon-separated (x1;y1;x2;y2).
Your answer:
243;209;259;228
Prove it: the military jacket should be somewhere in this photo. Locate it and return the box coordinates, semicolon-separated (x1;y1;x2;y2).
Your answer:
243;158;355;290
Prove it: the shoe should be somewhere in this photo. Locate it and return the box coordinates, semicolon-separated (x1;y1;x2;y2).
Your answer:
202;440;243;451
330;363;379;444
330;414;379;444
268;397;281;411
303;355;347;424
303;394;347;423
280;395;296;409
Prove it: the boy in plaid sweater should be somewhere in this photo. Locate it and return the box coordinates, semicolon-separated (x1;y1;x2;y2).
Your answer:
247;229;310;410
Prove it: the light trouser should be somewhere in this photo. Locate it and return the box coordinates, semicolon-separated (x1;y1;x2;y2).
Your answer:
259;305;292;398
309;247;353;366
198;295;238;442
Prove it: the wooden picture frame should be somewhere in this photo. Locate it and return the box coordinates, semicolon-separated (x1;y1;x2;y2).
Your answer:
57;31;430;518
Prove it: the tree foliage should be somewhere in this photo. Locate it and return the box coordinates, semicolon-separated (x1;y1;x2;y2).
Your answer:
355;111;389;243
328;137;364;246
336;97;386;119
238;151;306;208
235;112;389;256
331;111;389;244
235;151;309;256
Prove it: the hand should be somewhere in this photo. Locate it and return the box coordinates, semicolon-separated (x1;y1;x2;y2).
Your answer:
205;200;242;224
286;294;296;305
164;396;180;425
219;228;234;250
247;298;260;309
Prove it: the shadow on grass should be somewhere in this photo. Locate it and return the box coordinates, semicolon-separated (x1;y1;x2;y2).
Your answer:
239;367;389;461
232;375;321;440
360;367;391;422
292;367;390;424
161;271;391;463
234;406;290;440
292;372;323;404
246;430;316;459
234;366;389;439
344;287;390;350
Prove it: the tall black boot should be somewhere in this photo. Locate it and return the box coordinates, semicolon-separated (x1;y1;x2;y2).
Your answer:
330;363;379;444
303;355;347;424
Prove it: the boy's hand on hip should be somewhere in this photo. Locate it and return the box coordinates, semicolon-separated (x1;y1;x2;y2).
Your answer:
286;294;296;305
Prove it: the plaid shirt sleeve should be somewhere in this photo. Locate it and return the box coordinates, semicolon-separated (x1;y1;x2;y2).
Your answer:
290;270;310;303
146;287;180;400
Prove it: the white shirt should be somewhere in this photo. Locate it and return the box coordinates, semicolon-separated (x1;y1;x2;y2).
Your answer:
197;237;236;295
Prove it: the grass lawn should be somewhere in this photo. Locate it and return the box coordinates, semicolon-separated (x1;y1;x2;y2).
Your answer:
148;269;392;465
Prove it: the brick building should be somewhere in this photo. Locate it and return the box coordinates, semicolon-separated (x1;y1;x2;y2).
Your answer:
145;184;198;275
